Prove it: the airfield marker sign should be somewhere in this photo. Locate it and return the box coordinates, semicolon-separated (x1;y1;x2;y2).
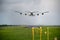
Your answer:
54;37;57;40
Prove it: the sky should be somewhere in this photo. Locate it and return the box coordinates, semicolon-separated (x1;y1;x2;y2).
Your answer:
0;0;60;25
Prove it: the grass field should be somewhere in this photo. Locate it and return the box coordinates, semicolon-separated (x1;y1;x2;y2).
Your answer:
0;26;60;40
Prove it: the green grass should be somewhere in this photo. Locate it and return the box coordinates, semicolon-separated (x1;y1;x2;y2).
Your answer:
0;26;60;40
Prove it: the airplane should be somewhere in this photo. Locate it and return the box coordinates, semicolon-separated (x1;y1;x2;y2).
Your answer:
15;11;49;16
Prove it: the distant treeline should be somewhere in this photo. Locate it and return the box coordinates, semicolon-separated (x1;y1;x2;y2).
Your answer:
0;25;60;27
0;25;22;27
0;25;8;27
0;25;16;27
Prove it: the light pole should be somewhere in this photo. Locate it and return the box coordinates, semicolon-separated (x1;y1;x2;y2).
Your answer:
40;27;42;40
47;27;49;40
32;27;34;40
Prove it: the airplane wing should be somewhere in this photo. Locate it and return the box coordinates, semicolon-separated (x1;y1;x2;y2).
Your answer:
15;11;21;13
42;11;49;13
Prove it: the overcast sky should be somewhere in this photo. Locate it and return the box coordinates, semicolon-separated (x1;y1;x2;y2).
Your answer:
0;0;60;25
